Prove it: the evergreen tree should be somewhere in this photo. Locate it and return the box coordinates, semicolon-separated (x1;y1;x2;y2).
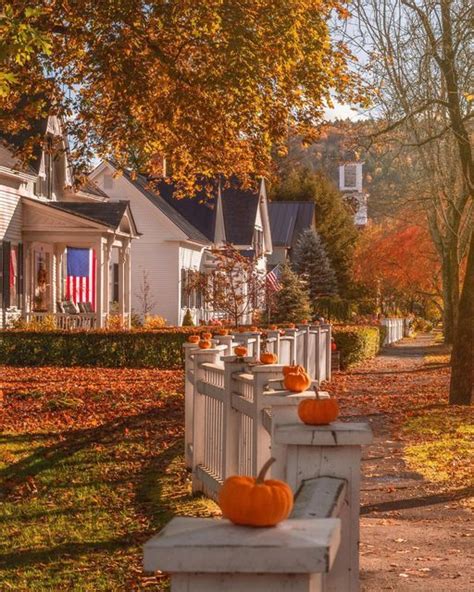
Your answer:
182;309;194;326
272;264;311;323
293;229;338;302
271;168;358;296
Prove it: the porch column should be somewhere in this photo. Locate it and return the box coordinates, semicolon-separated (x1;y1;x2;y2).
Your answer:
95;239;104;328
118;241;132;327
53;244;65;312
124;239;132;328
103;237;113;322
23;242;32;314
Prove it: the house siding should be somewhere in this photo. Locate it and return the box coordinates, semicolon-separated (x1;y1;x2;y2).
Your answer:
0;177;24;242
91;168;205;324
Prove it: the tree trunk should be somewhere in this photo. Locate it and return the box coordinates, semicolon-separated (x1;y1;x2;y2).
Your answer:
449;232;474;405
441;245;460;344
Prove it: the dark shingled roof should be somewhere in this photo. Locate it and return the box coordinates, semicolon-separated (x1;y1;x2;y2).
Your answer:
268;202;315;248
49;201;131;229
1;116;49;175
221;185;260;245
123;170;262;246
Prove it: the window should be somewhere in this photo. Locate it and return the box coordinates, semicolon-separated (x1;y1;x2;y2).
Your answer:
113;263;119;302
0;242;23;309
343;164;357;189
104;173;114;190
253;228;264;257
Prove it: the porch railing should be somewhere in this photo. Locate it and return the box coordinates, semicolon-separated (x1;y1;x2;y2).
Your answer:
24;312;98;330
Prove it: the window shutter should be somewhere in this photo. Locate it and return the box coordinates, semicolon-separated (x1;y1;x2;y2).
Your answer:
113;263;119;302
17;243;24;307
180;268;187;308
2;241;11;308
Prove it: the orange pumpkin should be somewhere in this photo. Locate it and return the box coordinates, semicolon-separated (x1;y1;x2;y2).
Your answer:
269;324;278;330
187;335;200;343
287;323;296;329
218;458;293;527
298;390;339;425
331;341;337;352
199;339;212;349
260;352;278;365
234;345;248;357
202;332;213;340
301;319;309;325
282;364;305;377
283;366;312;393
250;326;259;332
217;328;229;336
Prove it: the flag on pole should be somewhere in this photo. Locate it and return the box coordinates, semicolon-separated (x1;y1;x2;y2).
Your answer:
66;247;96;310
266;263;283;294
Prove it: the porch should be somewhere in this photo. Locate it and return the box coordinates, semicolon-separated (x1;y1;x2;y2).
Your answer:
19;198;139;329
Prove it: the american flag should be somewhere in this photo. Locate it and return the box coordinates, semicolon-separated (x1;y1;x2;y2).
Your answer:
66;247;96;310
266;263;283;294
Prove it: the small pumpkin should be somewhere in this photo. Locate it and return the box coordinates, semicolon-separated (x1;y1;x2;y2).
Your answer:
260;352;278;365
234;345;248;357
218;458;293;527
287;323;296;329
301;319;309;325
269;324;278;330
187;335;200;344
331;340;337;352
202;332;213;340
217;328;229;336
283;366;312;393
199;339;212;349
282;364;305;377
250;325;259;332
298;389;339;425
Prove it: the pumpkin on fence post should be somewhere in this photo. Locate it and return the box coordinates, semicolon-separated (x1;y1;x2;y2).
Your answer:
234;345;247;359
283;366;312;393
218;458;293;527
298;387;340;425
199;339;212;349
187;335;200;344
260;352;278;365
202;332;213;340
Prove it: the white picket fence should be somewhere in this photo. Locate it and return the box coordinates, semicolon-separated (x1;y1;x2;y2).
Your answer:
183;324;332;476
380;317;405;345
145;340;373;592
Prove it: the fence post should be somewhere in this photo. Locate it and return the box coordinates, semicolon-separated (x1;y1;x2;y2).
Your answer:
222;356;248;478
325;323;332;382
272;421;373;592
183;342;197;469
191;347;225;493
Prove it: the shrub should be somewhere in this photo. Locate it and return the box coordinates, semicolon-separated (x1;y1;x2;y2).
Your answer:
181;309;194;326
143;315;167;329
0;329;200;369
332;325;382;369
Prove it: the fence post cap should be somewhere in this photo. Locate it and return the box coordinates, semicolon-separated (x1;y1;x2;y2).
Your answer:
274;422;373;446
143;516;341;574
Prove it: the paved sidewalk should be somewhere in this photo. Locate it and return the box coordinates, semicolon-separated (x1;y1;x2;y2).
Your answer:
335;334;473;592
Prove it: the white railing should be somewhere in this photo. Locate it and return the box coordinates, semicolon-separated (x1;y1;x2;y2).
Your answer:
23;312;98;330
380;318;405;345
145;345;373;592
184;324;332;470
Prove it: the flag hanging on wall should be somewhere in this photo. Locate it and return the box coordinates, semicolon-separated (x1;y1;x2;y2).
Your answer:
66;247;96;310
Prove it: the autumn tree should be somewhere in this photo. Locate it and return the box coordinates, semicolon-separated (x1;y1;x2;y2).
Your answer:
352;0;473;403
354;219;442;314
271;168;359;295
187;246;264;327
293;229;338;303
0;1;363;190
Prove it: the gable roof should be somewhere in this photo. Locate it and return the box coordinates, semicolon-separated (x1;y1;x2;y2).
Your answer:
268;201;315;248
118;166;265;247
123;171;210;244
48;200;140;235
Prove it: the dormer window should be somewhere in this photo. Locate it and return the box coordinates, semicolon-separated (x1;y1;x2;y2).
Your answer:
343;164;357;189
253;228;264;257
36;137;55;199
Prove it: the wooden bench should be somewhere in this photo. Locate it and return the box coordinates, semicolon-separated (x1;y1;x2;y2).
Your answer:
144;476;347;592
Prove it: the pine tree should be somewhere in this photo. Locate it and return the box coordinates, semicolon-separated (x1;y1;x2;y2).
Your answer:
272;264;311;323
293;229;338;302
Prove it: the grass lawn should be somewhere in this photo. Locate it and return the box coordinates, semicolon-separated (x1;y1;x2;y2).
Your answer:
0;367;218;591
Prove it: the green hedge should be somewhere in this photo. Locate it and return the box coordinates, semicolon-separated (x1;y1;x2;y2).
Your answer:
332;325;383;369
0;330;195;369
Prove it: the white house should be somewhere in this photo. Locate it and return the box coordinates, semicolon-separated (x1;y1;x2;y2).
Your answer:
89;162;273;325
0;116;139;329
